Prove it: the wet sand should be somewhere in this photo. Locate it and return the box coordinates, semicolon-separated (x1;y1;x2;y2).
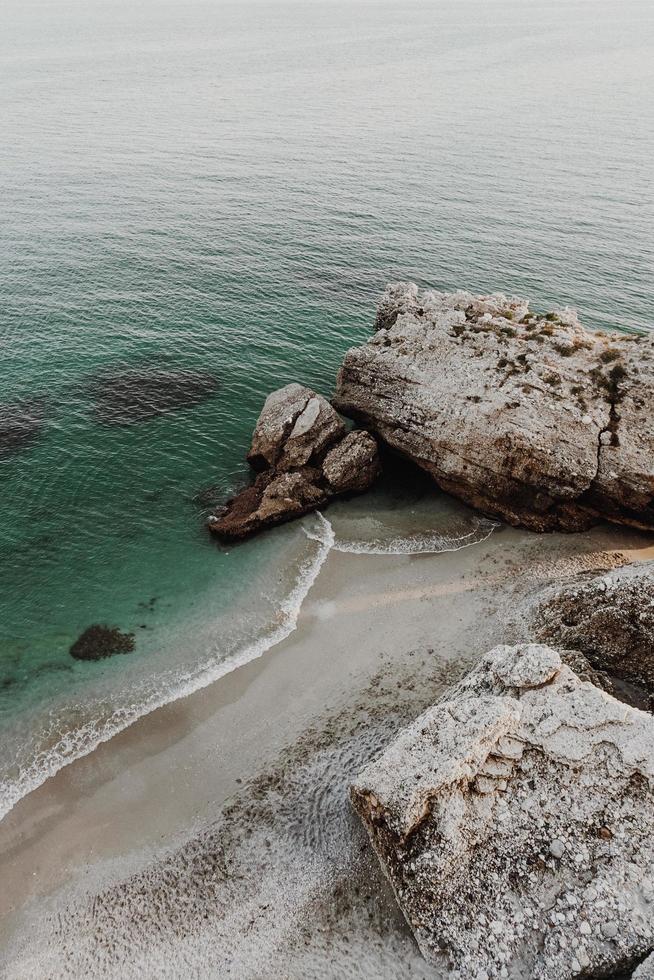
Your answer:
1;521;652;979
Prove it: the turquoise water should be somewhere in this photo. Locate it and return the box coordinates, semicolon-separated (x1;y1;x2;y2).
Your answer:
1;0;653;815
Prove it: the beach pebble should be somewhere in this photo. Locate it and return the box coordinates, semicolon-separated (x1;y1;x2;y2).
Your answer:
601;921;618;939
549;839;566;859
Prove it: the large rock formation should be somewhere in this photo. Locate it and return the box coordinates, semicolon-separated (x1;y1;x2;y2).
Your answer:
334;284;654;532
532;564;654;711
351;644;654;979
209;383;380;540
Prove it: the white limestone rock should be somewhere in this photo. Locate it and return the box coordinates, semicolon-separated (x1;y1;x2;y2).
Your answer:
335;284;654;532
351;644;654;979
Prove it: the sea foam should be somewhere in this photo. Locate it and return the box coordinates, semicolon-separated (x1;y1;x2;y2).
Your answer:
330;516;497;555
0;513;335;823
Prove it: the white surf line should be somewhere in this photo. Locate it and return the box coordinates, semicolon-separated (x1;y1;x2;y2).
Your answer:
0;514;335;824
329;518;498;556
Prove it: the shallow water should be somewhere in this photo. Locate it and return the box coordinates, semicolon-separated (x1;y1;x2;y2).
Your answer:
1;0;653;815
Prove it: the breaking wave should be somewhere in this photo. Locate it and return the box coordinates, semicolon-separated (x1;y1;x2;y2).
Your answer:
330;516;497;555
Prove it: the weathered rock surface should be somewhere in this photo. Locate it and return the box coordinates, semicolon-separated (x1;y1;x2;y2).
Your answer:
334;284;654;532
351;644;654;979
209;384;380;540
634;953;654;978
532;564;654;711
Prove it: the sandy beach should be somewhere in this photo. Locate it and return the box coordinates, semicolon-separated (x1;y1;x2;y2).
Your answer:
2;518;652;979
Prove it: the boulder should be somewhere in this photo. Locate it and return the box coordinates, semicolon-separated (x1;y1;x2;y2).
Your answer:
247;383;346;471
209;384;380;541
322;430;380;494
634;953;654;978
351;644;654;979
532;564;654;711
334;284;654;532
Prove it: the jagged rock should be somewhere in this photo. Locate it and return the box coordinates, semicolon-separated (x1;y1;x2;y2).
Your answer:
247;383;346;471
209;384;380;541
322;430;380;493
532;564;654;711
351;644;654;979
334;284;654;532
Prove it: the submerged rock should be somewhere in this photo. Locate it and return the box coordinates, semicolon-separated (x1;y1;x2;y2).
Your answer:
351;643;654;979
533;564;654;710
70;625;135;661
90;367;218;425
0;400;45;458
209;383;380;541
334;284;654;532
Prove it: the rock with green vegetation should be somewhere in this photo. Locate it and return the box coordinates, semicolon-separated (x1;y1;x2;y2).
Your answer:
351;644;654;979
334;284;654;532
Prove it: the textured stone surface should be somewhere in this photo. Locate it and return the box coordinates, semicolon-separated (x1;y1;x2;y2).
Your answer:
209;384;380;540
351;644;654;979
634;952;654;978
531;563;654;711
334;284;654;532
247;383;346;471
322;430;380;494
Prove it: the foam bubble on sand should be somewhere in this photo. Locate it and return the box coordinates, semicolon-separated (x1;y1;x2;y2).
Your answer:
0;514;335;824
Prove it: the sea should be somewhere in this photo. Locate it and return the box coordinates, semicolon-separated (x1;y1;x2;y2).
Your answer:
1;0;652;819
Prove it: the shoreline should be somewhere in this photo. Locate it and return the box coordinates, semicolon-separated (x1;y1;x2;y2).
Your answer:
2;519;653;976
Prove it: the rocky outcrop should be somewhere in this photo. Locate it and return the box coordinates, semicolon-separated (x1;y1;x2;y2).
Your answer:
351;644;654;979
532;564;654;711
208;384;380;541
334;284;654;532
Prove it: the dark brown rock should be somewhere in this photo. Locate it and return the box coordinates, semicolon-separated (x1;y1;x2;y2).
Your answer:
533;565;654;710
70;625;135;661
209;384;380;541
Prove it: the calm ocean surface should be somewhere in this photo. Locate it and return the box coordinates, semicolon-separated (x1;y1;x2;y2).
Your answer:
1;0;653;815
